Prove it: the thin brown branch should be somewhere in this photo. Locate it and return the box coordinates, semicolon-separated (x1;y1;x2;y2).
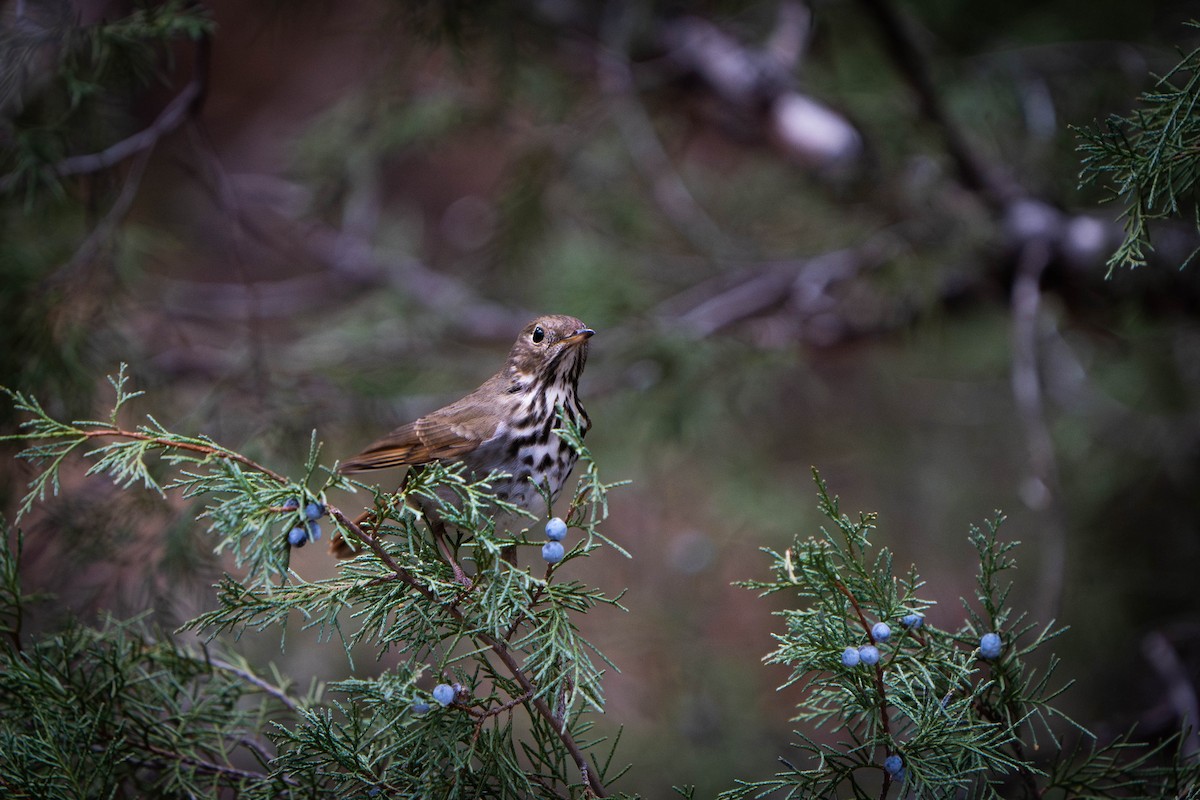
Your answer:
504;583;548;642
466;689;534;721
655;239;895;341
138;741;288;787
833;578;893;781
833;579;872;637
78;428;289;484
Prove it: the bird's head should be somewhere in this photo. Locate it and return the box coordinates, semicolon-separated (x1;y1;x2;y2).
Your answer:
507;314;594;381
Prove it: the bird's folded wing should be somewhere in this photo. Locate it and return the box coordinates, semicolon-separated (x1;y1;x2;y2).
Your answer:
339;415;490;472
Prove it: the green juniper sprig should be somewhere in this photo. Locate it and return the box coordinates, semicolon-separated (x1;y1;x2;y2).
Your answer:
3;364;343;583
0;526;307;798
1076;22;1200;275
719;470;1196;800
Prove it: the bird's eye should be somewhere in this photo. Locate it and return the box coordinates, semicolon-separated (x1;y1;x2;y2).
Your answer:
532;326;545;344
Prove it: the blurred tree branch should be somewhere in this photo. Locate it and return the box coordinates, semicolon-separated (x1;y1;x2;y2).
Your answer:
0;12;211;194
855;0;1016;207
655;3;862;172
1008;237;1066;619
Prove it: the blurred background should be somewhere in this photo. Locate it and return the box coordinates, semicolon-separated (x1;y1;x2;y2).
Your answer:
5;0;1200;795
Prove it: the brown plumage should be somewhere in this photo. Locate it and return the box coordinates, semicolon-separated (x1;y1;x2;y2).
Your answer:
331;314;594;559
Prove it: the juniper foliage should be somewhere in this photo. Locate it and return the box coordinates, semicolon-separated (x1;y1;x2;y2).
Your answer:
3;373;1198;798
1077;23;1200;275
0;556;304;798
718;471;1200;799
1;365;632;798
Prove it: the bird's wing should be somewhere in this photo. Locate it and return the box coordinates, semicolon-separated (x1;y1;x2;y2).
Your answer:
339;405;498;472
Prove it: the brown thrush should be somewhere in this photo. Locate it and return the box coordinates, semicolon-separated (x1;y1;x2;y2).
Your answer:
330;314;594;559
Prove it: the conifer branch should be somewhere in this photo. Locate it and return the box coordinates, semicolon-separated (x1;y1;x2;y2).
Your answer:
4;370;628;796
1077;24;1200;273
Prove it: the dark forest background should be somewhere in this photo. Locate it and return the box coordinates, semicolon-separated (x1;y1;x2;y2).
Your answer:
4;0;1200;794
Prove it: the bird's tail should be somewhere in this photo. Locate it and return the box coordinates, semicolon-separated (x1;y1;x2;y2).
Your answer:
339;449;413;472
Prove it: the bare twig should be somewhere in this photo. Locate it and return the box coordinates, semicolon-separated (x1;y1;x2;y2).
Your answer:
680;250;863;337
1009;239;1067;620
466;689;534;721
206;655;302;714
654;238;894;343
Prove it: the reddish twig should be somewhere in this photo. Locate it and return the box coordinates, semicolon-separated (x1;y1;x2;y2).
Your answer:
834;578;894;794
833;579;873;637
77;428;289;484
465;689;534;721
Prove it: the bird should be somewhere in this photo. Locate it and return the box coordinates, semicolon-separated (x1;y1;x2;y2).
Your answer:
330;314;594;561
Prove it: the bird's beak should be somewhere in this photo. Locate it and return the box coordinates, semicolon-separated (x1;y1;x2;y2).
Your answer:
560;328;595;346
